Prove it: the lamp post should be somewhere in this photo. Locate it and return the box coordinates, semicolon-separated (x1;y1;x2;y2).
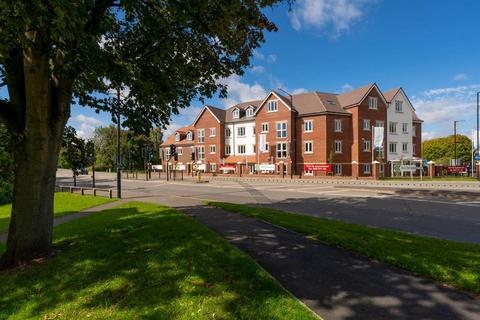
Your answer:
453;120;465;166
477;92;479;157
116;88;122;199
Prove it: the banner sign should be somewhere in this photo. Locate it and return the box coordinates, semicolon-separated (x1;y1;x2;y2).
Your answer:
258;164;275;171
259;134;267;152
373;126;384;148
151;165;162;170
400;164;416;172
197;164;206;171
304;164;332;172
447;166;467;173
175;164;186;171
220;165;236;171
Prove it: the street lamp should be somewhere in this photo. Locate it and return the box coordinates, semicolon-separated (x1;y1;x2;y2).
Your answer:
115;87;122;199
453;120;465;166
477;92;479;157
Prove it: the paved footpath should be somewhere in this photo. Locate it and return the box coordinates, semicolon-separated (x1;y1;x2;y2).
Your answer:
180;203;480;320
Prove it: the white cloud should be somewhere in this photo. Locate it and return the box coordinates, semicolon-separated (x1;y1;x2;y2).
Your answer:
220;75;267;107
422;131;441;141
289;0;373;37
253;50;265;60
74;114;103;126
267;54;277;63
453;73;468;81
250;65;265;73
291;88;308;94
72;114;104;138
340;83;354;92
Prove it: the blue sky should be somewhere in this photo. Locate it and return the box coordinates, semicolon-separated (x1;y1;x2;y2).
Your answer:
4;0;480;144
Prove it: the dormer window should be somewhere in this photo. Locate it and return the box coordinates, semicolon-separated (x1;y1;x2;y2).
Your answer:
175;133;180;142
246;107;254;118
186;131;193;140
232;108;240;119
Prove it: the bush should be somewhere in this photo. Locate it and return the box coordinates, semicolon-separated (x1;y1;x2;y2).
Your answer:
0;180;13;205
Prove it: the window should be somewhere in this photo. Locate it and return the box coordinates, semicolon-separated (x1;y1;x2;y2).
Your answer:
363;119;370;131
363;140;371;152
334;140;342;154
197;129;205;143
376;120;384;128
276;122;287;138
253;144;256;153
268;100;278;112
402;123;408;134
225;128;231;137
389;142;397;153
186;132;193;140
209;127;216;137
209;145;216;154
334;164;342;175
232;109;240;119
412;125;417;137
177;147;183;155
237;127;245;137
304;141;313;154
369;97;378;110
413;144;416;155
334;119;342;132
402;142;408;153
261;122;269;133
304;120;313;132
252;126;256;136
363;164;371;174
379;164;384;174
304;170;313;176
389;122;397;134
210;163;217;172
225;145;231;155
175;133;180;142
237;145;246;154
277;142;287;158
263;143;269;152
246;107;254;117
196;146;205;160
395;100;403;113
166;148;170;158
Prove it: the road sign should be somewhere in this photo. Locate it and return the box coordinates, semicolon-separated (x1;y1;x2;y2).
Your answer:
475;155;480;161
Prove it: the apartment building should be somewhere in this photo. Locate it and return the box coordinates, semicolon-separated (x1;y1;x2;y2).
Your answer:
160;83;423;178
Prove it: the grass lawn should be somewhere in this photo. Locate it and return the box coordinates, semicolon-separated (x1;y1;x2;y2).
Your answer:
0;192;115;232
0;202;318;320
206;201;480;296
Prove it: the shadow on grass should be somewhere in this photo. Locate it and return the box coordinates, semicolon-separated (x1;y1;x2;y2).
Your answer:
0;203;315;320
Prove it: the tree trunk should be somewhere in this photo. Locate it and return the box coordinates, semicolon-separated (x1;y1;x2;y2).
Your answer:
0;31;69;269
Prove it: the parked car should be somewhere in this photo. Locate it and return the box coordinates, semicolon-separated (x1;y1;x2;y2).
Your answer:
74;167;89;175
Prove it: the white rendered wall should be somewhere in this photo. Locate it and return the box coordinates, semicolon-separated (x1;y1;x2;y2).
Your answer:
387;90;414;160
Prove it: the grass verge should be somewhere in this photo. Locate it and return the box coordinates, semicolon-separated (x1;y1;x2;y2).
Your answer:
0;192;115;232
0;202;317;320
206;201;480;296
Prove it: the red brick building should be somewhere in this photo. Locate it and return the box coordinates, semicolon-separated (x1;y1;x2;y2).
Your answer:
161;83;423;178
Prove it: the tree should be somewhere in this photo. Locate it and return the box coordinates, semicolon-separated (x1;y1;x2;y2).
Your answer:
0;124;13;205
61;126;88;185
0;0;285;267
423;135;472;165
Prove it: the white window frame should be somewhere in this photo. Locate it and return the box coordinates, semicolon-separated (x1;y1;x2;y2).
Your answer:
334;164;342;176
363;140;371;152
175;133;180;142
177;147;183;155
395;100;403;113
225;145;231;155
197;146;205;160
246;108;254;118
276;142;287;159
261;122;269;133
237;127;246;137
389;142;397;154
197;129;205;143
363;164;371;174
334;119;342;132
363;119;371;131
232;109;240;119
237;144;246;154
276;121;287;138
334;140;342;154
186;131;193;140
402;142;408;153
267;100;278;112
225;128;231;137
304;141;313;154
209;145;216;154
412;125;417;137
376;120;384;128
304;120;313;133
402;123;408;134
369;97;378;110
389;122;397;134
209;127;216;137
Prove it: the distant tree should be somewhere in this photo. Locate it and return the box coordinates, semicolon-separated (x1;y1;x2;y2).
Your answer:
422;135;472;165
61;126;88;184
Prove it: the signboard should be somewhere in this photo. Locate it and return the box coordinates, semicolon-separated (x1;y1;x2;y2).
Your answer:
197;164;206;171
475;155;480;161
304;164;332;172
400;164;416;172
151;165;162;170
175;164;186;171
220;165;236;171
447;166;467;173
258;164;275;171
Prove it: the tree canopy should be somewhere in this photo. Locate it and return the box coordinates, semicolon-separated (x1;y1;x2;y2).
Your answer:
422;135;473;165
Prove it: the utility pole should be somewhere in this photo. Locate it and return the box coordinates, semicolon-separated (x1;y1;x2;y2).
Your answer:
116;88;122;199
477;92;479;158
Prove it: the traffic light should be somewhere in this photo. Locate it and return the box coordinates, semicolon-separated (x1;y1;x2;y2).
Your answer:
169;144;176;158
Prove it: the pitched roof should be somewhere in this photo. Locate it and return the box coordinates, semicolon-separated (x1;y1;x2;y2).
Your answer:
160;126;195;147
412;111;423;122
337;83;387;108
225;100;262;122
291;92;348;115
383;87;401;103
192;105;226;125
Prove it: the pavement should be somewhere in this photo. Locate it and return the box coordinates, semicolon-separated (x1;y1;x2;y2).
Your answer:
56;169;480;244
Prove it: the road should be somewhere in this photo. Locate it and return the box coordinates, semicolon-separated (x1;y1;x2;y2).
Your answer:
56;169;480;244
